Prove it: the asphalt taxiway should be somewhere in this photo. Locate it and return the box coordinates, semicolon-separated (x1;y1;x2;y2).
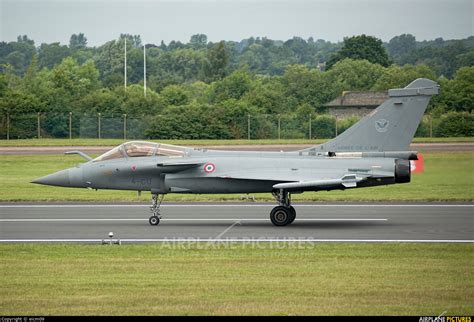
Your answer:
0;203;472;242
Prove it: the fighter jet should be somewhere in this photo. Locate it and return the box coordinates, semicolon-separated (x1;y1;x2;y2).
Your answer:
32;78;439;226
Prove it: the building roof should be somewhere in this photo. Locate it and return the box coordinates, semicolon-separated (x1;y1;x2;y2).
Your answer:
325;91;389;108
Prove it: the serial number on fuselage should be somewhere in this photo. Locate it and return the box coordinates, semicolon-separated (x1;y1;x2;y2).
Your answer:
131;177;152;186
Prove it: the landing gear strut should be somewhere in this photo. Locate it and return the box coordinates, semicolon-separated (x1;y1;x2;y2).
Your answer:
270;189;296;226
149;193;164;225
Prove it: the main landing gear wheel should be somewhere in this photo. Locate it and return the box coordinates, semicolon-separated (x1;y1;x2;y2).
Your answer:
288;206;296;224
149;216;160;225
270;189;296;226
270;206;292;226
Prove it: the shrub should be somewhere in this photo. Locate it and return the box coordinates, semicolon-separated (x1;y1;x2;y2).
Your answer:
434;112;474;137
312;115;336;139
337;116;359;135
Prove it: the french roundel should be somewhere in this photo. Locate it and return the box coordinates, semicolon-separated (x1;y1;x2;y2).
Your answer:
204;163;216;173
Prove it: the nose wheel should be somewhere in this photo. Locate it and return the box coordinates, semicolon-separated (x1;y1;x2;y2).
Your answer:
149;193;164;226
149;215;160;225
270;190;296;226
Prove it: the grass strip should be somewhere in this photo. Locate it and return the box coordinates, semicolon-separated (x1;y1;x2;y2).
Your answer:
0;243;472;316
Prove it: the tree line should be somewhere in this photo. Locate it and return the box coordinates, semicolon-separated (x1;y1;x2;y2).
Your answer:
0;33;472;139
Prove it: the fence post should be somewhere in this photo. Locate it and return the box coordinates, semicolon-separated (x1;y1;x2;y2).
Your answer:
98;113;101;139
6;112;10;140
69;112;72;140
123;114;127;140
247;114;250;140
37;112;41;139
278;114;281;140
335;116;338;137
309;113;311;140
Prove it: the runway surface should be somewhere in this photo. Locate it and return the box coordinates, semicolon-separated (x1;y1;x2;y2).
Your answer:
0;203;472;242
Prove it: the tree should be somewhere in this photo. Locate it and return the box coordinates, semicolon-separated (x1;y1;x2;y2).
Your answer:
282;64;339;109
237;44;264;72
120;34;142;48
119;85;164;116
189;34;208;48
0;89;40;114
17;35;34;46
210;70;254;102
75;88;123;114
371;64;436;90
283;37;310;64
327;35;391;69
326;58;384;91
435;112;474;137
243;78;289;114
1;36;36;75
50;57;100;100
203;41;229;82
386;34;416;58
95;38;127;87
38;43;71;69
145;103;233;139
0;74;7;97
439;67;474;112
160;85;189;106
69;33;87;50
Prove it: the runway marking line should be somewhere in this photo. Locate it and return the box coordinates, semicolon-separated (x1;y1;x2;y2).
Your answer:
0;218;388;222
0;239;472;243
0;204;472;208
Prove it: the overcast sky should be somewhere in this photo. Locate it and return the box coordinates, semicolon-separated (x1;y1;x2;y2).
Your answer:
1;0;472;46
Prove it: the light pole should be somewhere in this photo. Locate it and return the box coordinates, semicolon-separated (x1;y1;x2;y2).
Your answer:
143;43;147;97
124;37;127;90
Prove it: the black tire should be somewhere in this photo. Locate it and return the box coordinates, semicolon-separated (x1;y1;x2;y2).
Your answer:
270;206;292;226
288;206;296;224
149;215;160;226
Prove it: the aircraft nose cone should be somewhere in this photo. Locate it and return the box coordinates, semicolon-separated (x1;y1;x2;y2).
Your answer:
32;169;70;187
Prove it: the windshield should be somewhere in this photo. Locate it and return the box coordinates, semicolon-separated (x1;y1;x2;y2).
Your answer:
93;141;186;162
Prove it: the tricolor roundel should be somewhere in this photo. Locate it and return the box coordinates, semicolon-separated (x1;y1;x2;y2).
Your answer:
204;163;216;173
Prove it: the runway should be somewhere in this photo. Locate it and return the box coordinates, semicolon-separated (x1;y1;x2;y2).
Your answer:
0;203;472;242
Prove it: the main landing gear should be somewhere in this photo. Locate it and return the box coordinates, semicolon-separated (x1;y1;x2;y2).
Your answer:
270;189;296;226
149;193;164;225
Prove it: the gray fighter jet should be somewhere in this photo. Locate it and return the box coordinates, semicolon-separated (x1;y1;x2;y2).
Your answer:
32;78;439;226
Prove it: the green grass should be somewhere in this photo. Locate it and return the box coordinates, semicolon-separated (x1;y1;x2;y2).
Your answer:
0;243;472;315
0;137;473;147
0;152;472;202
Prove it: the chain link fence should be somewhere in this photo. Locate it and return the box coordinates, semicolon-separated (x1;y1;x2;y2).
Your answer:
0;113;437;140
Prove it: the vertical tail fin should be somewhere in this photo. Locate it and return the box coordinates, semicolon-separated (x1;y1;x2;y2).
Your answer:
304;78;439;152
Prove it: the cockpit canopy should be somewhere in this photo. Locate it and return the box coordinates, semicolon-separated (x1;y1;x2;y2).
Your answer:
93;141;186;162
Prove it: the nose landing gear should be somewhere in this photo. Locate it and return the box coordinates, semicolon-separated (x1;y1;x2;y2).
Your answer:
149;193;164;225
270;189;296;226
